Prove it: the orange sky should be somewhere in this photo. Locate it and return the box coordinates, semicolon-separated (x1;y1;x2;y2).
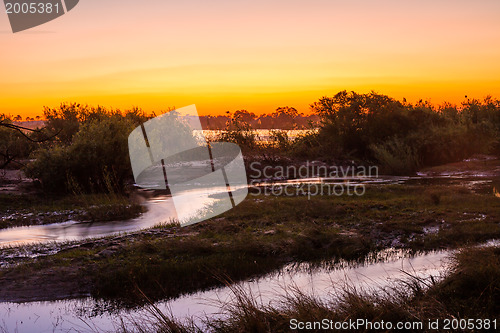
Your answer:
1;0;500;117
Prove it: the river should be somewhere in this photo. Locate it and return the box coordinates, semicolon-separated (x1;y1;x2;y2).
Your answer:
0;158;498;331
0;248;451;332
0;171;497;248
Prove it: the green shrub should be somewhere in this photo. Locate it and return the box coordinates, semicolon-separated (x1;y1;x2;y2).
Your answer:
268;129;290;149
25;116;136;193
43;103;148;145
307;91;500;172
216;116;258;150
370;138;420;175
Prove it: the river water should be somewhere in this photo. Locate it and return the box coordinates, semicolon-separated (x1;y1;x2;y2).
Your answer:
0;189;212;248
1;172;497;248
0;158;498;331
0;248;451;332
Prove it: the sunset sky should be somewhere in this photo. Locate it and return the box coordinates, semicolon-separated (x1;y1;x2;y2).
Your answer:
1;0;500;117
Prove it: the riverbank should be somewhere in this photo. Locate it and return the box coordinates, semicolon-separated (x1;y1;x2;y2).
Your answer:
0;193;144;230
0;173;498;304
124;245;500;333
0;167;145;230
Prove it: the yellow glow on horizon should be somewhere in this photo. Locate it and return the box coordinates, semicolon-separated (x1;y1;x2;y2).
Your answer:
1;0;500;117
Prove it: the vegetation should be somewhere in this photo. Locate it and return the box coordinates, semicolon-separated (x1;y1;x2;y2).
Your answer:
0;114;41;169
2;91;497;195
0;193;144;229
0;94;498;327
124;246;500;333
23;103;149;193
1;179;498;304
200;107;319;130
208;91;500;175
301;91;499;173
91;183;498;303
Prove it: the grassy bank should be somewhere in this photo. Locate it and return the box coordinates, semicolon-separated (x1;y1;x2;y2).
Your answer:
0;193;144;229
129;246;499;333
90;183;499;303
0;180;498;304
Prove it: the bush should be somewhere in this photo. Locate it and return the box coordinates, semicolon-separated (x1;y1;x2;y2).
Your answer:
306;91;500;173
216;116;258;151
25;116;137;193
289;130;321;159
43;103;148;145
370;138;420;175
0;115;38;168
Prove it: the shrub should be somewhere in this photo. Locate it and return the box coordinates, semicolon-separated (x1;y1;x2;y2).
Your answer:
216;116;258;151
25;116;137;193
307;91;500;173
0;115;38;168
43;103;148;145
370;137;420;175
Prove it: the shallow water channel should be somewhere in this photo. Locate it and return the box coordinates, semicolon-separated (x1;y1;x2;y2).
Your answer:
0;162;498;331
1;172;497;248
0;248;451;332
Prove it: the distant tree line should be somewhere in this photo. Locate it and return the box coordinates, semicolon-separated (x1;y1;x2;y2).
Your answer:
11;115;42;121
200;107;320;130
1;91;499;193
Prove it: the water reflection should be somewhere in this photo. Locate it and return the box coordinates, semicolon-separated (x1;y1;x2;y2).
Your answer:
0;189;211;247
0;173;498;248
0;250;450;333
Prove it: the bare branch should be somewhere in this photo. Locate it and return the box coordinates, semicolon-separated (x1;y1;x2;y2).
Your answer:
0;122;59;143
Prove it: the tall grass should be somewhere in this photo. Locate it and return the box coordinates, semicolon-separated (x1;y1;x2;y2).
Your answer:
369;137;420;175
119;246;500;333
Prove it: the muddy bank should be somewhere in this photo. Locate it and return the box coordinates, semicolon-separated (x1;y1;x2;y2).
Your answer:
0;227;182;302
0;157;498;304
